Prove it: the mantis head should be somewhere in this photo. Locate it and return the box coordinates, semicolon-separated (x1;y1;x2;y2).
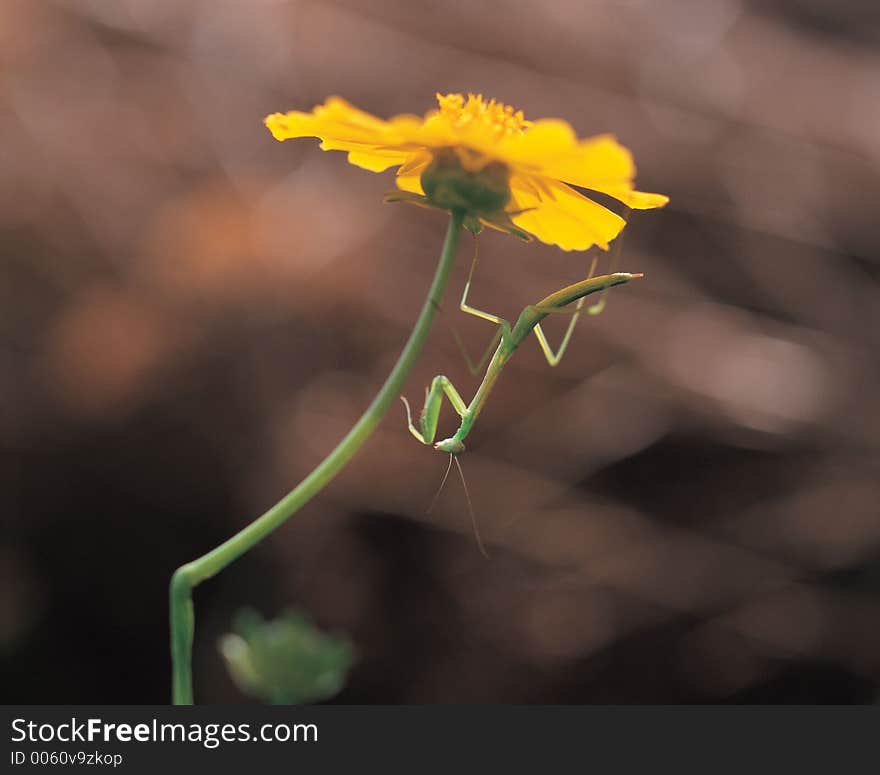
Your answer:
434;437;465;455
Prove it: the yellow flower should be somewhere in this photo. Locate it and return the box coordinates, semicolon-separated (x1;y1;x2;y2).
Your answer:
265;93;668;252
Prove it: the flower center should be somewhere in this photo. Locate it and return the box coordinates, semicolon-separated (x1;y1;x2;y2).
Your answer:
436;93;530;138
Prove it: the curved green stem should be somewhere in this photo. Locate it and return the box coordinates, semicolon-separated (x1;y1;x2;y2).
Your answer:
170;211;465;704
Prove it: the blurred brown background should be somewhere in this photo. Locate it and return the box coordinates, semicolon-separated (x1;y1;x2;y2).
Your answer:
3;0;880;703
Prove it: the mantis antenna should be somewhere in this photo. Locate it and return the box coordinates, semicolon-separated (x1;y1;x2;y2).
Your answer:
454;455;488;559
426;453;454;516
425;452;490;558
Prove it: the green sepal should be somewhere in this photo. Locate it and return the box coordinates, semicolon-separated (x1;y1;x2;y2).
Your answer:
479;210;533;242
383;190;438;210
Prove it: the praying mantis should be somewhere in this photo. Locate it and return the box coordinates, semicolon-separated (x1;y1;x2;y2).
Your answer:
400;238;640;555
401;235;639;459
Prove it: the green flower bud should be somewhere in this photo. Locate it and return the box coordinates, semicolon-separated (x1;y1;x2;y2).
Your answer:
420;148;511;215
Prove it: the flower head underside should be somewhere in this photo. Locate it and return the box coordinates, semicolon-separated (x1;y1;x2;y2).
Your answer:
265;93;668;251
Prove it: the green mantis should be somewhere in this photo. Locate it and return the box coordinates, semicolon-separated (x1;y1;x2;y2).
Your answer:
401;267;641;458
401;250;640;556
404;198;634;453
401;253;640;556
400;212;639;555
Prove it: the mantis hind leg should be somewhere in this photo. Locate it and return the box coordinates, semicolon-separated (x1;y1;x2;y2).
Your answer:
529;250;599;366
401;375;468;446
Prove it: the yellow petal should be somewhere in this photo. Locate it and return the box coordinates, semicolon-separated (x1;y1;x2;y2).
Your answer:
509;174;626;252
345;148;411;172
503;125;667;210
393;151;432;194
500;119;581;169
265;97;424;171
551;133;636;187
395;169;426;195
267;97;385;142
600;188;670;210
505;125;633;183
396;150;433;177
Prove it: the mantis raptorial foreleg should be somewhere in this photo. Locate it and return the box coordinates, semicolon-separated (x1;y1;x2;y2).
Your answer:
401;375;468;447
